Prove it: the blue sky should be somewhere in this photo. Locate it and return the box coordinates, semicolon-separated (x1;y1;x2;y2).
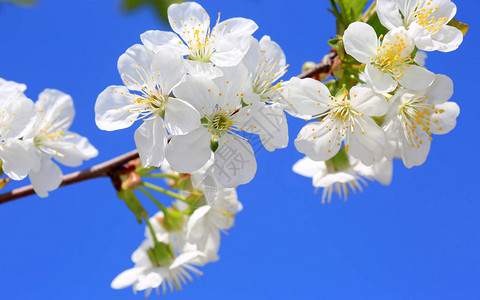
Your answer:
0;0;479;299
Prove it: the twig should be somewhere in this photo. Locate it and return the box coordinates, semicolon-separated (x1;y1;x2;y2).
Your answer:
0;53;337;205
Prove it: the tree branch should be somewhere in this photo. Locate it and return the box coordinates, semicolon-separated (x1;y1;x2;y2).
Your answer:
0;52;337;205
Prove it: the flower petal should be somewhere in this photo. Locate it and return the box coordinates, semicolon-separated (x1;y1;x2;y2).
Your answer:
165;127;212;173
164;98;200;136
95;86;139;131
350;85;387;116
168;2;210;43
292;156;325;178
348;117;385;165
343;22;378;64
151;47;187;93
424;74;453;105
29;155;63;198
214;135;257;187
111;267;146;290
365;64;398;93
397;65;435;91
432;25;463;52
117;44;153;91
134;117;167;168
294;122;340;162
430;102;460;135
140;30;189;54
377;0;404;30
281;77;330;118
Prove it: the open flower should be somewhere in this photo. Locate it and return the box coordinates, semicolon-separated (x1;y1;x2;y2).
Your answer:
377;0;463;52
293;154;393;204
383;74;459;168
0;79;37;180
284;78;387;165
141;2;257;78
165;65;277;187
343;22;435;93
24;89;98;197
95;45;200;168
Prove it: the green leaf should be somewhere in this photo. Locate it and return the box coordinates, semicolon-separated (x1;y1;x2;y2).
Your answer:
335;0;369;22
366;11;389;36
2;0;35;5
117;190;147;224
447;18;469;36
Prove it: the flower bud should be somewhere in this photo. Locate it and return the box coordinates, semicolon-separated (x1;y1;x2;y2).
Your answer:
121;172;142;191
302;61;316;73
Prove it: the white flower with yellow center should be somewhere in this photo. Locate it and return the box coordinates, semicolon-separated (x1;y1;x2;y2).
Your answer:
344;22;435;93
0;79;37;181
165;65;277;187
293;153;393;204
383;74;459;168
284;78;387;165
24;89;98;197
378;0;463;52
141;2;258;79
95;45;200;168
243;36;289;151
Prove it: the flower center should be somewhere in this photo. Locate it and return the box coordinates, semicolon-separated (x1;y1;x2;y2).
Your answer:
399;96;438;148
371;35;413;79
204;111;233;140
411;2;446;34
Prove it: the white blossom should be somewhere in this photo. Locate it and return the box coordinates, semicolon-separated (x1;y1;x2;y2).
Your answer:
95;45;200;168
343;22;435;93
165;64;278;187
25;89;98;197
293;155;393;204
140;1;257;78
383;74;459;168
377;0;463;52
283;78;387;165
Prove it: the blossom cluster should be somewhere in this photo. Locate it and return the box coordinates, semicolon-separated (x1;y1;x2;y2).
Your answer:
0;78;97;197
95;1;289;189
290;0;462;203
111;159;242;296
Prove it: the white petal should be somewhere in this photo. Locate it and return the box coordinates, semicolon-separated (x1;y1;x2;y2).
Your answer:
140;30;189;54
365;64;398;93
117;44;153;91
95;86;139;131
431;25;463;52
397;65;435;91
350;85;387;116
168;2;210;43
372;157;393;185
400;130;431;168
430;102;459;135
424;74;453;105
29;155;63;198
348;117;385;165
187;205;212;236
135;271;163;291
164;98;200;135
377;0;404;30
259;106;289;151
294;122;340;162
173;75;219;114
214;136;257;187
165;127;211;173
184;60;224;79
259;35;286;69
51;132;98;167
111;267;146;290
281;77;330;118
211;35;251;67
35;89;75;133
214;17;258;39
0;140;38;180
343;22;378;64
292;156;325;178
134;117;167;168
151;47;187;93
408;22;435;51
170;251;204;270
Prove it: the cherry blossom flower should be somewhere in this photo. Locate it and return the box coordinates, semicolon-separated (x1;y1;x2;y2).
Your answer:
95;45;200;168
343;22;435;93
141;2;257;78
293;155;393;204
165;65;278;187
284;78;387;165
377;0;463;52
383;74;459;168
0;79;37;180
24;89;98;197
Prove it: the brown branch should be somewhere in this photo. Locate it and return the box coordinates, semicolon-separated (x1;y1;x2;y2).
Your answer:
0;150;139;205
0;52;337;205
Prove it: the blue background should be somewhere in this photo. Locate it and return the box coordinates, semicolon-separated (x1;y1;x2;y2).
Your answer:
0;0;478;299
